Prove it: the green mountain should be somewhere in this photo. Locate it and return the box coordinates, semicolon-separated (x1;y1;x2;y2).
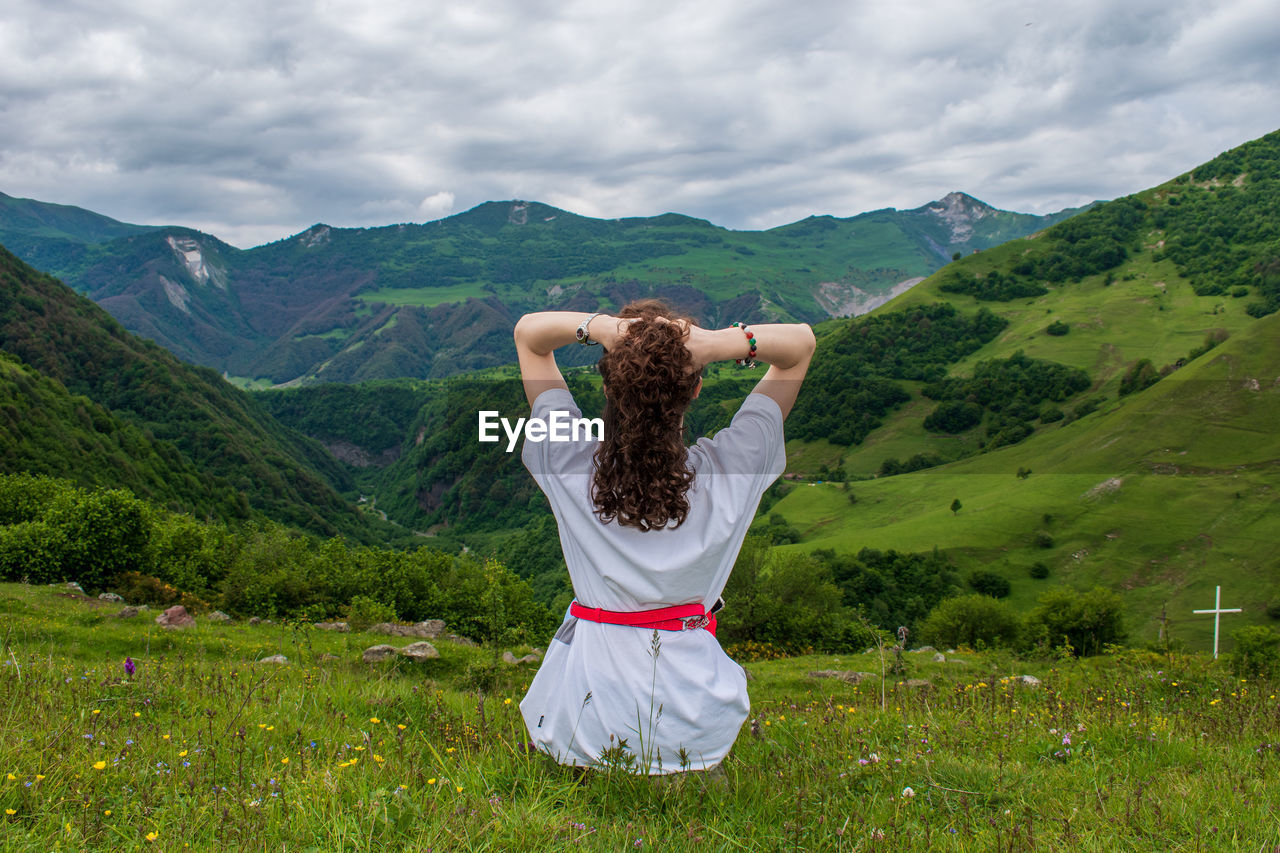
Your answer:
765;128;1280;646
0;244;382;540
0;191;1083;385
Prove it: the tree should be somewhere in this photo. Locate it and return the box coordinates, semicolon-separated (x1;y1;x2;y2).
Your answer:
920;594;1021;649
1023;586;1127;657
950;498;962;516
967;569;1010;598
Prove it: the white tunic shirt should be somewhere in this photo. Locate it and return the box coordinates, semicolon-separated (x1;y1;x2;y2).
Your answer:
519;387;786;773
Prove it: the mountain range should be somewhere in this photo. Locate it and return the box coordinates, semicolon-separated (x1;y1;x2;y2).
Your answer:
0;190;1085;385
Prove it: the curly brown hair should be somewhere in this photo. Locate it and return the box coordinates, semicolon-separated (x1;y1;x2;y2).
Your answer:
592;300;702;531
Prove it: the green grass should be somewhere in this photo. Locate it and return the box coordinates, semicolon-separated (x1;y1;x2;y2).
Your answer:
223;376;277;390
355;284;491;308
2;583;1279;850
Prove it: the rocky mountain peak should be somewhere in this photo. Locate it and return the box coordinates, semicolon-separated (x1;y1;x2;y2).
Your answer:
924;191;996;243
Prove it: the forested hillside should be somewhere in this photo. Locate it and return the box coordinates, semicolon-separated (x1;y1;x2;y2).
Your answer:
0;245;382;540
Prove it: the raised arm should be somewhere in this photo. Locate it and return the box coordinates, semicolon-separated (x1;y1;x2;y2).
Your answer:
513;312;631;407
686;323;816;418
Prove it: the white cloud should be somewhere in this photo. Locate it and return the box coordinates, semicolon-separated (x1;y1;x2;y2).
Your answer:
0;0;1277;247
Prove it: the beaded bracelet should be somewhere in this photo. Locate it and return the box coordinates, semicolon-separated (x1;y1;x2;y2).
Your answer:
730;322;758;368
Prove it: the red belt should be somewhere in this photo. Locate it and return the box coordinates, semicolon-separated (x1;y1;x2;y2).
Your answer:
569;600;716;636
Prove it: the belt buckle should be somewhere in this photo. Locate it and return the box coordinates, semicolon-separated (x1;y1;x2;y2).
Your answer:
681;614;709;631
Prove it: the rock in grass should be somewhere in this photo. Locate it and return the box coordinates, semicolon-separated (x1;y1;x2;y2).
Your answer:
501;650;541;665
911;646;936;654
207;610;233;623
98;592;125;603
904;679;933;690
362;644;399;663
259;654;288;664
369;620;445;639
1016;675;1042;688
65;582;86;596
933;653;946;662
809;670;877;685
314;621;350;632
156;605;194;629
444;633;477;647
399;642;439;661
116;606;142;619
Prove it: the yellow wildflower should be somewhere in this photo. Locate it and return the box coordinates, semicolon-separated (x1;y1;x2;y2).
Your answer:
93;761;107;771
145;832;158;842
5;809;15;816
370;717;380;724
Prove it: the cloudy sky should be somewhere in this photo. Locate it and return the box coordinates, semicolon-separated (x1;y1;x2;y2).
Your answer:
2;0;1278;248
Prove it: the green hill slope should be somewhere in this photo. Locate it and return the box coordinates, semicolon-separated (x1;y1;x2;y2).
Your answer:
0;244;379;539
0;351;241;512
767;129;1280;647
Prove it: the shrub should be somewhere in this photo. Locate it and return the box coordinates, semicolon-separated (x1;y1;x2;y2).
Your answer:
967;570;1011;598
1029;562;1050;579
1023;586;1127;657
923;401;983;434
1033;532;1055;549
1046;320;1070;336
1039;405;1064;423
1119;359;1161;396
1227;625;1280;678
920;594;1021;649
1266;599;1280;620
343;595;398;630
112;571;209;612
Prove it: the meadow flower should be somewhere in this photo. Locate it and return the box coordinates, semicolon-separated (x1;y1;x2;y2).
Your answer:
93;761;106;770
370;717;380;724
124;658;135;676
145;832;157;842
902;787;915;797
5;808;15;815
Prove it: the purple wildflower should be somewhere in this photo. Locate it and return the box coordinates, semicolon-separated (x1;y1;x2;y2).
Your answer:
124;657;136;677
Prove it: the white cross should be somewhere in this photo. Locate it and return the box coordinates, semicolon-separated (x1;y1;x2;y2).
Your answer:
1191;586;1242;659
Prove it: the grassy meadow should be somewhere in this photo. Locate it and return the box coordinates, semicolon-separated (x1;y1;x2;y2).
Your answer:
2;583;1279;851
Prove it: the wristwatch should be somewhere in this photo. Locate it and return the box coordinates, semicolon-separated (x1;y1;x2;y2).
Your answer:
576;312;604;345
